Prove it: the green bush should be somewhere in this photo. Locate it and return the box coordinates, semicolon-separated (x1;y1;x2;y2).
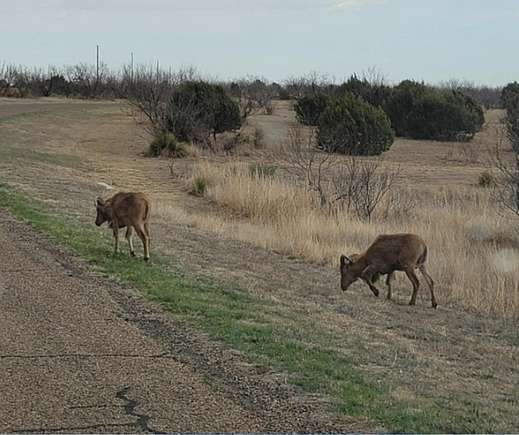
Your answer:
383;80;429;137
317;93;394;156
501;82;519;111
294;94;329;126
385;80;484;140
166;81;241;144
149;132;179;157
337;75;392;108
502;83;519;153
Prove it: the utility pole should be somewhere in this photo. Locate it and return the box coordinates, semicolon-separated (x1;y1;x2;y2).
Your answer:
130;51;134;84
96;45;100;84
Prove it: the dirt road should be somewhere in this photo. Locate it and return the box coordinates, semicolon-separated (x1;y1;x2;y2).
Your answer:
0;209;336;433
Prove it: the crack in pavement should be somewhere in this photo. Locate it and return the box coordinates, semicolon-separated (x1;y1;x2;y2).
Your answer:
67;404;120;410
0;352;173;360
12;422;135;433
116;385;165;434
10;388;162;434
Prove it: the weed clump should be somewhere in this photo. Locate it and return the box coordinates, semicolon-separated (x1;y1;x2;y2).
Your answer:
148;131;187;158
191;176;207;196
478;171;495;188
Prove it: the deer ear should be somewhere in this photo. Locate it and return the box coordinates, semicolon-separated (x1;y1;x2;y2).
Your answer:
340;254;352;267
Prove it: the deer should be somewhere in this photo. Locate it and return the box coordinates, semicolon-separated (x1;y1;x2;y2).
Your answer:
340;233;437;308
95;192;151;261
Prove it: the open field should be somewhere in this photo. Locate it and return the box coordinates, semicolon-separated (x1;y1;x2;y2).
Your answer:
1;98;518;432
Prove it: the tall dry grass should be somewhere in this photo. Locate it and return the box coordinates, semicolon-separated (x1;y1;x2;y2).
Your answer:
178;160;519;319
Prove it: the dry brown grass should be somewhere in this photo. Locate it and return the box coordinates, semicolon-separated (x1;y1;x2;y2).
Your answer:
182;159;519;319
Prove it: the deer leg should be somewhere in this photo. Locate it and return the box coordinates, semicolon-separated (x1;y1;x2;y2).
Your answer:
361;266;382;297
404;268;420;306
386;272;394;300
135;224;150;262
112;224;120;255
125;227;135;257
144;222;151;251
419;264;437;308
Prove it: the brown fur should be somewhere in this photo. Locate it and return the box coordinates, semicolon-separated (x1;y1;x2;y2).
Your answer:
340;234;437;308
95;192;151;261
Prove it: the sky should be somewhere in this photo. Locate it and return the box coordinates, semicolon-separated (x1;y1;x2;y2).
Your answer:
0;0;518;86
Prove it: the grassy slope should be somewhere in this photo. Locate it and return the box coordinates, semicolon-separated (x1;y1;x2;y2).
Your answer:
0;184;494;433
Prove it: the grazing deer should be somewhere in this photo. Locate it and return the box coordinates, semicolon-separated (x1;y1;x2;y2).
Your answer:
340;233;437;308
95;192;151;261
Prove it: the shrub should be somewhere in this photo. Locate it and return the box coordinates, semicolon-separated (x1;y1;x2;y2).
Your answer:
503;84;519;154
173;142;189;158
217;132;251;154
384;80;429;137
49;75;69;96
278;87;291;100
294;94;329;126
317;93;394;155
478;171;495;188
337;74;392;108
495;83;519;216
501;82;519;111
385;81;484;140
166;81;241;144
191;176;207;196
148;131;180;157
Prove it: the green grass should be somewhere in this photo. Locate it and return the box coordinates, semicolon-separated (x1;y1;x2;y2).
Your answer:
0;183;494;433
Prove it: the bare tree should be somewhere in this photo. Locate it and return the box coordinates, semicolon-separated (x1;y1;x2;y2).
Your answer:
342;159;400;222
330;156;401;221
122;65;177;135
361;66;387;87
284;72;334;99
277;126;400;220
235;77;275;120
278;126;335;208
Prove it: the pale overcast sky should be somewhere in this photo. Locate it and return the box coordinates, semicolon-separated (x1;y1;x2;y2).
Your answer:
1;0;518;85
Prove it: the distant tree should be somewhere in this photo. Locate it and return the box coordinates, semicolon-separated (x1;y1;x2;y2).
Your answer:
294;94;329;126
317;93;394;155
49;74;69;96
501;82;519;111
494;90;519;218
385;80;484;140
166;81;241;146
337;74;392;108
